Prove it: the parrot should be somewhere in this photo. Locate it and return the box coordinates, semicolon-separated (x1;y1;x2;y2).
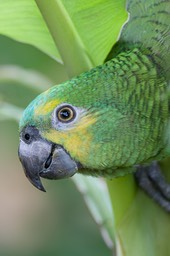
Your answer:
18;0;170;211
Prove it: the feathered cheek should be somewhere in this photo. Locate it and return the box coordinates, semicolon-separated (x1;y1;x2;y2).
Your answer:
43;128;93;165
43;113;97;165
63;115;98;164
65;130;94;162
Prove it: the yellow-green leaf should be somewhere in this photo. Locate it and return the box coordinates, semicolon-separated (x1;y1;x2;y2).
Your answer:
0;0;61;62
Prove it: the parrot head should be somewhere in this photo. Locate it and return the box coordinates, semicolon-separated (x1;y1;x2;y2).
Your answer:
18;62;142;191
18;65;128;191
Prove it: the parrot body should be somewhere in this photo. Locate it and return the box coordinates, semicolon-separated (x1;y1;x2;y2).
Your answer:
19;0;170;199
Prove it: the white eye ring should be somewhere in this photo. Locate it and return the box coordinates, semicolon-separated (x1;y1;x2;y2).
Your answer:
52;103;85;131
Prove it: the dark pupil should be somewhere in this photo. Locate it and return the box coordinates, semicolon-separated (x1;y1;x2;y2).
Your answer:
60;109;70;119
25;133;30;141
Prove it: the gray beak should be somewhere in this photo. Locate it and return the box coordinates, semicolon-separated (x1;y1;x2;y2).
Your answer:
18;126;78;192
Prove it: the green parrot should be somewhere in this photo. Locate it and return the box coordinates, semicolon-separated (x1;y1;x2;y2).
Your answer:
18;0;170;210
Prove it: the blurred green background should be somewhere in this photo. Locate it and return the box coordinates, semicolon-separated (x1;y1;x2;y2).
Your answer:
0;35;111;256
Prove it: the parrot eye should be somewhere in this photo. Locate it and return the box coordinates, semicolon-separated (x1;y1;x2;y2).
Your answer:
57;105;76;123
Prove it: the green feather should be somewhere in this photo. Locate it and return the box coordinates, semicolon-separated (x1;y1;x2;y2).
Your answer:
107;0;170;78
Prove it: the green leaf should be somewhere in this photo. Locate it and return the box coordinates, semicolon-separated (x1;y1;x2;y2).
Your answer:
0;102;23;122
35;0;94;77
108;164;170;256
73;175;115;249
0;65;53;110
107;175;137;227
118;189;170;256
35;0;127;76
0;0;127;76
0;0;61;62
61;0;127;66
0;65;52;91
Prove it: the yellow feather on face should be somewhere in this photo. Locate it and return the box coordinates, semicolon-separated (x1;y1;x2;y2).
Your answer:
35;99;62;116
42;114;97;166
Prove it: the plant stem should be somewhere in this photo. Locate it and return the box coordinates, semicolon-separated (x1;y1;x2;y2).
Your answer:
107;174;137;228
35;0;94;78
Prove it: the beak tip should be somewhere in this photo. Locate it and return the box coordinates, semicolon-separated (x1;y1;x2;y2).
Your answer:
37;184;46;192
26;174;46;192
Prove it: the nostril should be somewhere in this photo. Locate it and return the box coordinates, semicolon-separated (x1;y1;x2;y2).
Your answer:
24;133;30;141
